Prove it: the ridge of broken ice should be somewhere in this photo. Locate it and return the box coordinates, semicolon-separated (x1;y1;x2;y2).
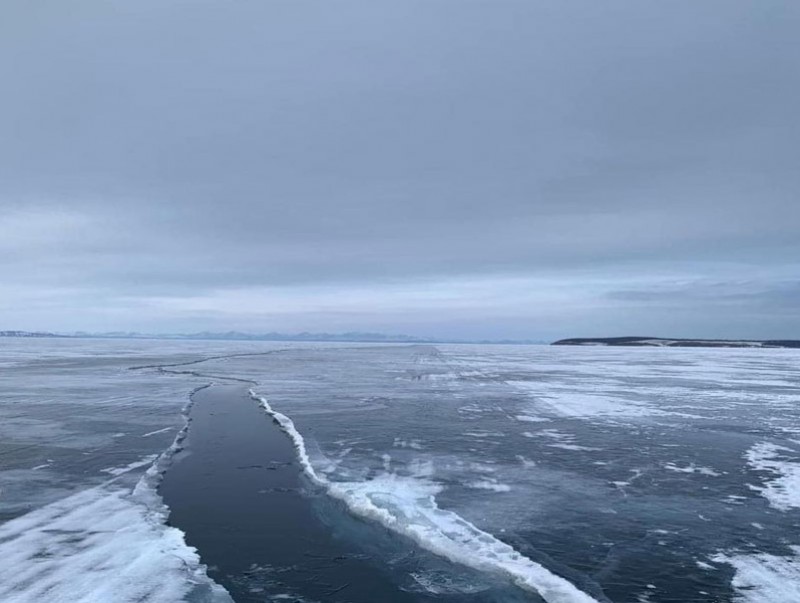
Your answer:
250;389;604;603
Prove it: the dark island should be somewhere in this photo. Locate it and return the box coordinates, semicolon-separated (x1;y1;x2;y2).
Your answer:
552;337;800;349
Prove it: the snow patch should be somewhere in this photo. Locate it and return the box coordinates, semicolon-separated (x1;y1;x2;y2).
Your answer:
0;485;231;603
714;547;800;603
141;426;174;437
745;442;800;511
515;415;551;423
509;383;702;420
522;429;600;451
464;430;504;438
664;463;721;477
548;443;601;452
467;480;512;493
393;438;424;450
101;454;159;477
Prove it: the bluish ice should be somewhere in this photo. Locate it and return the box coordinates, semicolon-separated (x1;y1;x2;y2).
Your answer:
1;339;799;602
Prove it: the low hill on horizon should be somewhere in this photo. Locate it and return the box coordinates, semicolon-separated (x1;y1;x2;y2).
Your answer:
552;337;800;349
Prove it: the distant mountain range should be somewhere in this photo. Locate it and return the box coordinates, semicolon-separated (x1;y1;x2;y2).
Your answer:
0;330;544;345
70;330;435;343
0;330;69;338
552;337;800;349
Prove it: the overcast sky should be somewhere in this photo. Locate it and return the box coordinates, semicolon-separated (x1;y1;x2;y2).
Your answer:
1;1;798;340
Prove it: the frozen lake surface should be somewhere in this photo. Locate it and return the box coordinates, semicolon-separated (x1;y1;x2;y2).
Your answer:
1;339;800;602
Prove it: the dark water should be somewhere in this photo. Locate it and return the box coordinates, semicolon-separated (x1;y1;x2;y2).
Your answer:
160;384;527;603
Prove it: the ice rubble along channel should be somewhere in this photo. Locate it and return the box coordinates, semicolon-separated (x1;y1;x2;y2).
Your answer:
250;388;604;603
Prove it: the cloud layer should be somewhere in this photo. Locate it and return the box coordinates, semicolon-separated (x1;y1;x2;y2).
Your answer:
2;1;799;338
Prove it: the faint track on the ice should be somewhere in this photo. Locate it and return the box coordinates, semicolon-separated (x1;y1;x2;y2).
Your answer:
128;349;294;385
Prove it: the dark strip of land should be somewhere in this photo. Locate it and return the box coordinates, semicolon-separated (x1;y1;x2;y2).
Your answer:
552;337;800;348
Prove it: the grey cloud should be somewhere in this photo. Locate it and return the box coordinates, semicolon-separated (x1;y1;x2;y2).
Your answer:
608;280;800;309
1;0;799;337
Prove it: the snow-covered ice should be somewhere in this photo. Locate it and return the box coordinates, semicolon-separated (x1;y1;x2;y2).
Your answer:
4;339;800;603
714;547;800;603
745;442;800;511
0;483;232;603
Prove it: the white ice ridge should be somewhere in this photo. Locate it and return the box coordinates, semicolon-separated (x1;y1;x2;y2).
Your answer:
250;389;602;603
0;484;232;603
745;442;800;511
714;546;800;603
